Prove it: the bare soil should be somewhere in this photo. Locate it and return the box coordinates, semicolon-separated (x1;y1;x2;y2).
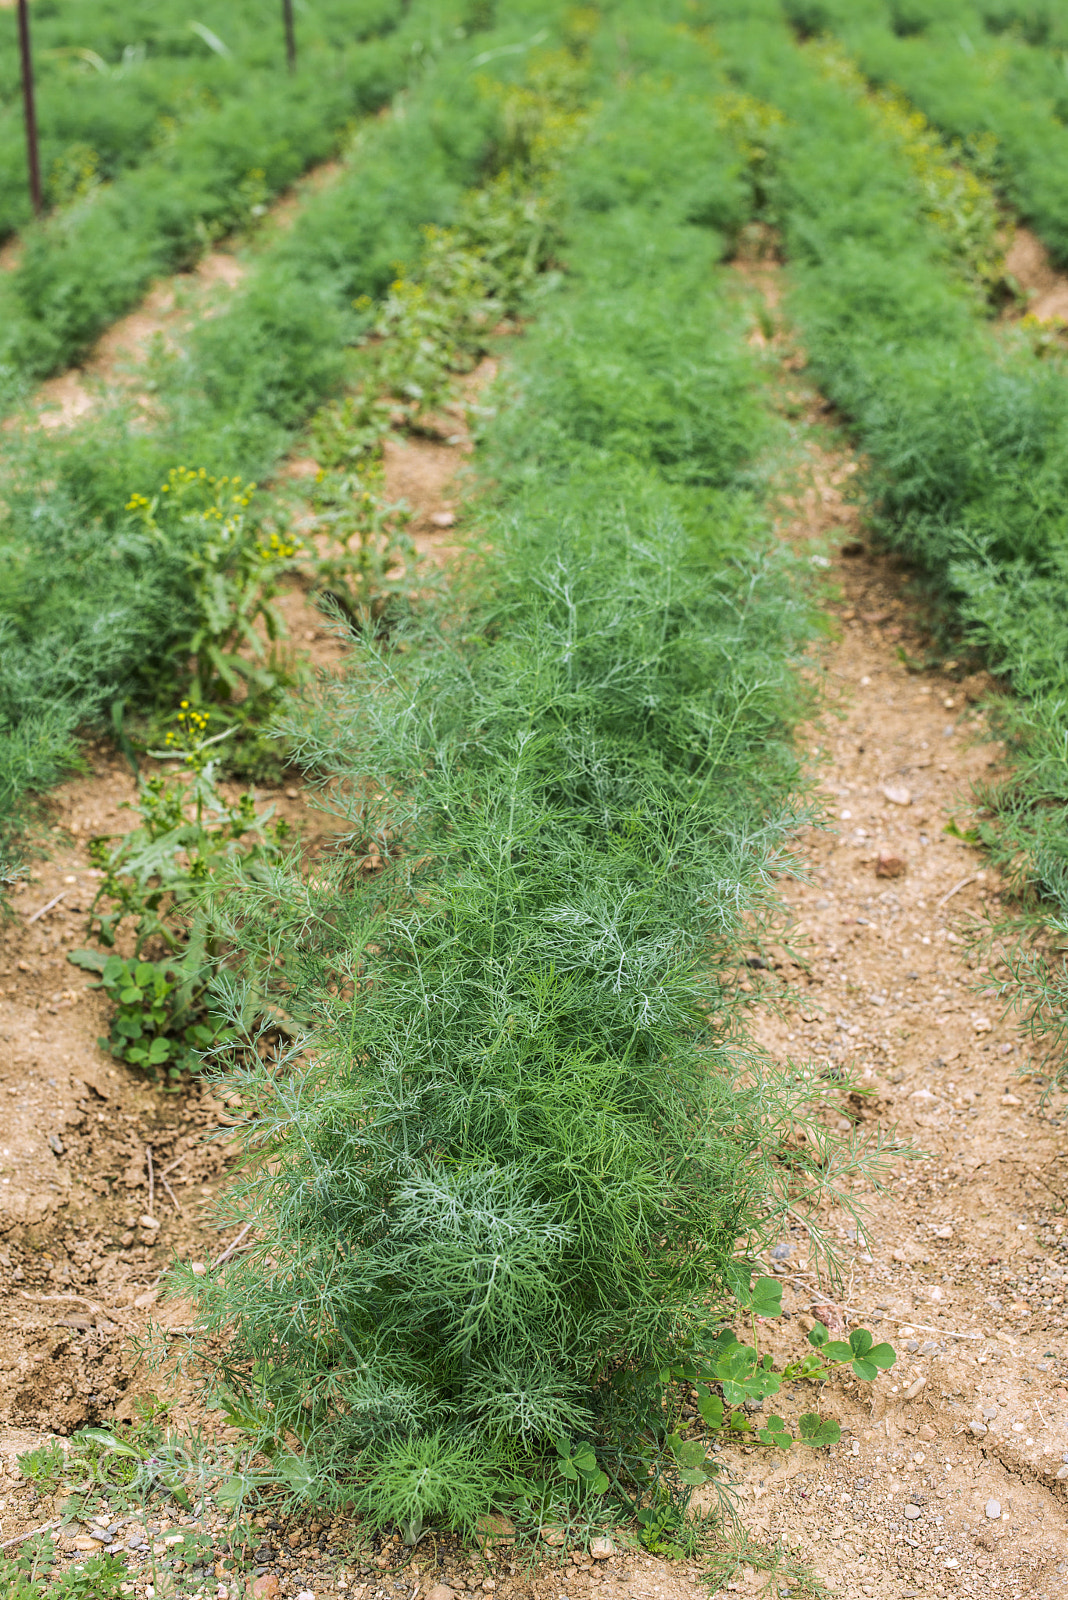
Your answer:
700;244;1068;1599
1004;227;1068;324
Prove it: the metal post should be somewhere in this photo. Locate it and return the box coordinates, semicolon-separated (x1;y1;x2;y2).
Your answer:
16;0;43;216
282;0;296;70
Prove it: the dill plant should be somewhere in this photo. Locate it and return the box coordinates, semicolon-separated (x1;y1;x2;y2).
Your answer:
0;0;406;240
0;0;591;861
0;0;423;386
786;0;1068;264
186;15;889;1534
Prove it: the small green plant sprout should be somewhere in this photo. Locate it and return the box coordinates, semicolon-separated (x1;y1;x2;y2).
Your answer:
16;1439;66;1490
303;391;417;621
195;1384;319;1516
509;1434;615;1551
309;389;393;470
78;952;228;1082
69;1425;195;1511
0;1540;127;1600
367;230;503;416
1017;311;1068;360
665;1276;895;1464
553;1436;610;1499
804;1320;898;1383
68;704;287;1080
125;466;301;711
77;703;288;956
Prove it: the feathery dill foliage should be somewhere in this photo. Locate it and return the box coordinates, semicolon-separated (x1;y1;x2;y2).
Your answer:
712;3;1068;1068
189;14;828;1528
0;0;585;870
783;0;1068;266
0;0;418;391
0;0;402;240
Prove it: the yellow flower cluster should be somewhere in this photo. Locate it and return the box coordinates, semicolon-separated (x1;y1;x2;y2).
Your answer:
160;465;208;489
157;466;254;509
164;701;211;761
256;530;300;562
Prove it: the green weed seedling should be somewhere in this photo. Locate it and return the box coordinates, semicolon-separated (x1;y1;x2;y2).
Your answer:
16;1442;66;1490
3;1411;215;1597
510;1283;893;1560
509;1438;620;1558
553;1438;610;1500
74;952;227;1084
706;1528;832;1600
68;1424;196;1514
17;1411;184;1516
126;466;301;715
0;1539;126;1600
68;705;287;1081
78;704;287;955
303;392;417;623
666;1276;895;1467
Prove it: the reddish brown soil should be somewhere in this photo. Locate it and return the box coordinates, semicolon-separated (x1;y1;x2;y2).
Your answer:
700;246;1068;1600
1004;227;1068;324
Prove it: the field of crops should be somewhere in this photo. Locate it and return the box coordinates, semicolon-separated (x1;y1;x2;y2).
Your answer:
0;0;417;391
2;0;1068;1592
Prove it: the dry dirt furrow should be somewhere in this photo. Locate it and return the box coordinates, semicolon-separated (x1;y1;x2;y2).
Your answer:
703;256;1068;1600
3;158;341;432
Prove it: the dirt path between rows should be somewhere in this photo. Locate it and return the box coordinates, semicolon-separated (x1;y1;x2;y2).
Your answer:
2;156;342;432
703;249;1068;1599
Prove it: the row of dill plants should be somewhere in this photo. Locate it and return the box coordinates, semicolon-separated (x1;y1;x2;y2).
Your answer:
179;2;873;1540
0;0;401;245
786;0;1068;265
0;0;453;394
0;0;597;871
711;0;1068;1066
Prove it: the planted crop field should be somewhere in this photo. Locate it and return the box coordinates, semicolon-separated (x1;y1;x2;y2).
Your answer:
0;2;1067;1598
0;0;420;394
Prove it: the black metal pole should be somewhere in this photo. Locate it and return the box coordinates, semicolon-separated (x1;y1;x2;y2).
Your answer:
16;0;43;216
282;0;296;70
